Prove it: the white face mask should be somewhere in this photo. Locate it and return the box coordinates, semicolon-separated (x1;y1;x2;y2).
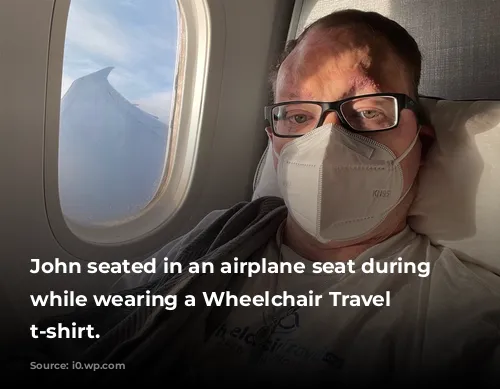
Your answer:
274;123;420;243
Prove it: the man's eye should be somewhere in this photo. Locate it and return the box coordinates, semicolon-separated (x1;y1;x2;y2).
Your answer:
359;110;380;119
289;114;309;124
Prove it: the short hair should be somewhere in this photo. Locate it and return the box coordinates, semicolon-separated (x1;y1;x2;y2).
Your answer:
269;9;422;100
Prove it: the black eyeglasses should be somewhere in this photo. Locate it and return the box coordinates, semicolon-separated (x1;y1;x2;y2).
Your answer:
264;93;424;138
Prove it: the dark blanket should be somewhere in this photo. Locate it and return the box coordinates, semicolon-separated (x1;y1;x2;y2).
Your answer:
2;197;287;384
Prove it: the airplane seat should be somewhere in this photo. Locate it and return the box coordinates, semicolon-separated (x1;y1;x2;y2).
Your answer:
252;0;500;274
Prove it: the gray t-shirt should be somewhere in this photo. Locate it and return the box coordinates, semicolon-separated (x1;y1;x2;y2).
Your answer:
199;222;344;379
197;223;500;384
111;209;500;386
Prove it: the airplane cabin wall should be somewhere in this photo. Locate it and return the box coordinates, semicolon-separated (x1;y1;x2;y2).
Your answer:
0;0;294;344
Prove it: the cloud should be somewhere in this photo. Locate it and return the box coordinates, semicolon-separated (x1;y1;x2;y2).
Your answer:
64;57;103;74
119;0;140;8
65;3;132;63
61;0;178;112
166;0;178;13
134;91;173;124
108;68;138;90
130;24;178;54
65;1;177;65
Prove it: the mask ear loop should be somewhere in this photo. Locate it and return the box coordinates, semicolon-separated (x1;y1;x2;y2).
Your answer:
384;125;422;213
395;126;421;165
272;144;280;160
368;126;423;241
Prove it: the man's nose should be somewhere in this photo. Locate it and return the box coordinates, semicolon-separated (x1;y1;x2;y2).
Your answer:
322;111;342;126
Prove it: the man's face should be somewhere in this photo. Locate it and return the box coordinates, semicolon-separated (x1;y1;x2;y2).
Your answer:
269;27;423;204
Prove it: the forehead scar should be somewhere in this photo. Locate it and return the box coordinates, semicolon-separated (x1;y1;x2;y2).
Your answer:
350;76;380;91
279;90;316;102
286;92;300;99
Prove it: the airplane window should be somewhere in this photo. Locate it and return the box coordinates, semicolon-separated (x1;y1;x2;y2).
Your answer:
58;0;178;226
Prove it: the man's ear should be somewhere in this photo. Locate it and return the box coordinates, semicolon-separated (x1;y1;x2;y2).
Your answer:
265;126;273;141
419;124;436;165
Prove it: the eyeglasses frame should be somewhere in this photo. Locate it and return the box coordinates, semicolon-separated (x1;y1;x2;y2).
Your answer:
264;92;426;138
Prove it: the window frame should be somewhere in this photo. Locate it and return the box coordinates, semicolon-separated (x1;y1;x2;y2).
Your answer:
44;0;222;261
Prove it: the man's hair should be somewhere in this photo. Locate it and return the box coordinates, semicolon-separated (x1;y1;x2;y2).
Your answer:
269;9;422;100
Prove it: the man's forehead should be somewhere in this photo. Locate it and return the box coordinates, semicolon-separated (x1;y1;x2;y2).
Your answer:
279;76;381;101
276;26;407;101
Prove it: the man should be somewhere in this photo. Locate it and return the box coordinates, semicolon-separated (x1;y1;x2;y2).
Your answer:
8;9;500;388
